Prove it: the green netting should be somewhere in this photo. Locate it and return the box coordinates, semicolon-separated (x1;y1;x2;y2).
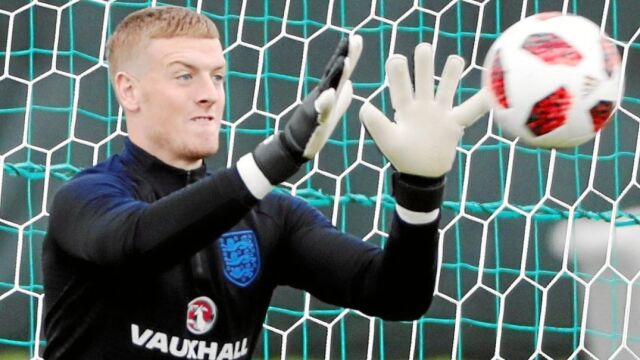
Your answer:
0;0;639;359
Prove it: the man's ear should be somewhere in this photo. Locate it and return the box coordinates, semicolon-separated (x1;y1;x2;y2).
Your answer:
113;71;140;112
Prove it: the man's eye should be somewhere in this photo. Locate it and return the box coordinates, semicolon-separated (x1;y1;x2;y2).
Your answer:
177;74;192;81
212;74;225;84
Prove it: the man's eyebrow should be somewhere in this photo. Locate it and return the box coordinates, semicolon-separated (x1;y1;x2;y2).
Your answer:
167;60;194;69
167;60;226;72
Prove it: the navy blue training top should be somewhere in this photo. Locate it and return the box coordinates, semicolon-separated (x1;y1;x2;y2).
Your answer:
42;139;443;359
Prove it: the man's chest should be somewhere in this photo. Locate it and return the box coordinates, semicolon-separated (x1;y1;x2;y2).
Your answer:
113;220;279;353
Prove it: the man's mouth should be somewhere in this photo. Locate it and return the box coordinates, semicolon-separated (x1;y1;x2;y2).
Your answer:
191;116;214;122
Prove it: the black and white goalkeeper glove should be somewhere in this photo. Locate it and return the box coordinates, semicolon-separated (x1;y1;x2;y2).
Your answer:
359;43;489;220
237;35;363;198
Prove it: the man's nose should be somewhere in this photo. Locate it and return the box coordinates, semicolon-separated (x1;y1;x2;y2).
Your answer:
197;78;223;106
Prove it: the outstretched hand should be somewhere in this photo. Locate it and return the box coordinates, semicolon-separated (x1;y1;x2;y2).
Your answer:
292;34;362;160
249;35;363;186
359;43;489;178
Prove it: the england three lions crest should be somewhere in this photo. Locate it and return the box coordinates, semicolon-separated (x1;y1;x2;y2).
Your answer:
219;230;260;287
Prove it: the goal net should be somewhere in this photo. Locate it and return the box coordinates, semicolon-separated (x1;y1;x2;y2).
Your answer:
0;0;638;359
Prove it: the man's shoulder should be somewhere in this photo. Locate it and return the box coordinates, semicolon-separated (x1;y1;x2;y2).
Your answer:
76;153;125;176
48;156;139;219
60;155;134;194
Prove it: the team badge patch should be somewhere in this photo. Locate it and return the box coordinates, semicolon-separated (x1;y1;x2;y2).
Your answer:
186;296;217;335
219;230;260;287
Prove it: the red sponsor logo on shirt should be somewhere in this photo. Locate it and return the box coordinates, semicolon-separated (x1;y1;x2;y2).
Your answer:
187;296;217;335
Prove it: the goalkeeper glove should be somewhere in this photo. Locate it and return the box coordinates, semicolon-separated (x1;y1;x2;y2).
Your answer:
359;43;488;179
238;35;362;193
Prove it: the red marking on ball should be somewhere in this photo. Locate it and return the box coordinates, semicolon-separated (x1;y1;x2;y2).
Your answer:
601;38;621;78
523;33;583;66
490;51;509;108
590;100;614;131
526;87;572;136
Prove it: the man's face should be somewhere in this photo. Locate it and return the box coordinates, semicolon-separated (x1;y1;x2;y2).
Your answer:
129;37;226;168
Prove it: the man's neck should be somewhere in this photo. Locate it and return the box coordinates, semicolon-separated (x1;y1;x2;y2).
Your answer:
128;138;203;171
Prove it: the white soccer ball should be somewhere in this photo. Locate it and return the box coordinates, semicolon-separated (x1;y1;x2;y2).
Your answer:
482;12;623;148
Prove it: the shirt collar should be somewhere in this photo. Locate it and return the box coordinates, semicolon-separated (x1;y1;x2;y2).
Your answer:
121;138;208;193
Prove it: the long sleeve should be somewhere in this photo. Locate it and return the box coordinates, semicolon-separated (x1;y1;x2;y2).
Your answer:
277;175;444;321
48;166;257;268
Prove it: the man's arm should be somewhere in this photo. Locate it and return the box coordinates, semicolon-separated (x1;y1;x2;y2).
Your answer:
280;43;490;320
48;168;256;267
277;176;444;321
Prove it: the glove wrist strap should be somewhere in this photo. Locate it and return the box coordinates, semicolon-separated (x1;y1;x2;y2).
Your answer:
253;133;302;185
392;172;445;212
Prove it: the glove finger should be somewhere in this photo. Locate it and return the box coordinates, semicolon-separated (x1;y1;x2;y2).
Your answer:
343;34;363;80
333;80;353;117
302;86;351;159
359;102;396;154
451;87;491;127
319;84;352;145
302;90;352;159
414;43;434;102
336;58;352;95
386;55;413;113
323;37;349;77
435;55;464;108
314;88;337;122
318;41;348;92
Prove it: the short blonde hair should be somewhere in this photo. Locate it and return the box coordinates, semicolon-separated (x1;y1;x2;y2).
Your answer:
107;6;219;75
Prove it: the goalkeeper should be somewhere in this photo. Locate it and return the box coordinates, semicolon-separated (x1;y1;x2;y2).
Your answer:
42;6;488;360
